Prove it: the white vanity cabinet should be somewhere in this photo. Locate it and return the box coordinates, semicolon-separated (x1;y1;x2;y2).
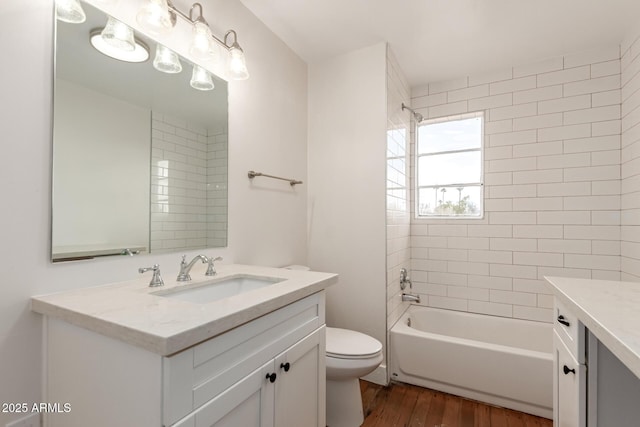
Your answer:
43;292;326;427
548;277;640;427
173;327;325;427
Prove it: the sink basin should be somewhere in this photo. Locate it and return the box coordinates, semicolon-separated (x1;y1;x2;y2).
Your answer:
155;275;283;304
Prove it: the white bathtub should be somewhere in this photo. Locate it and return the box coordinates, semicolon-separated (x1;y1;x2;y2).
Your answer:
389;306;553;418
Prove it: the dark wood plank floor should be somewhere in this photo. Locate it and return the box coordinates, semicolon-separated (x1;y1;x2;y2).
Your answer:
360;380;553;427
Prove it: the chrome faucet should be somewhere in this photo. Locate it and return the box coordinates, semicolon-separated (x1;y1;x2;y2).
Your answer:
139;264;164;287
205;256;223;276
402;293;421;303
177;255;209;282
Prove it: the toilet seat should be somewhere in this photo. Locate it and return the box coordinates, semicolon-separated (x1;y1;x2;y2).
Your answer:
326;327;382;360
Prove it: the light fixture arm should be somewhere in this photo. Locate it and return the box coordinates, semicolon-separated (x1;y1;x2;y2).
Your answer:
224;30;241;50
165;1;240;53
188;2;206;24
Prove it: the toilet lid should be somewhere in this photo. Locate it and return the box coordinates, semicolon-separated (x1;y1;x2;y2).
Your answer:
326;327;382;359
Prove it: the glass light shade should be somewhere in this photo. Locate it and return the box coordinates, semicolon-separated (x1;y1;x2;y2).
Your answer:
153;45;182;74
228;46;249;80
90;30;149;63
190;21;213;61
55;0;86;24
101;17;135;52
190;65;215;91
136;0;174;36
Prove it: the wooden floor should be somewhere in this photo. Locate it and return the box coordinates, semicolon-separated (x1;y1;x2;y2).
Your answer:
360;381;553;427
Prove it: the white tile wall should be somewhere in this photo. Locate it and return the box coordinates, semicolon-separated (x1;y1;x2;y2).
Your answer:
622;23;640;281
386;47;411;329
410;47;623;322
150;112;228;252
207;131;228;248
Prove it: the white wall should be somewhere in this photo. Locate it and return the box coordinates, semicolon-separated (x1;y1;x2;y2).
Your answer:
0;0;307;424
52;79;150;254
386;47;411;330
408;47;622;322
308;43;388;383
621;20;640;281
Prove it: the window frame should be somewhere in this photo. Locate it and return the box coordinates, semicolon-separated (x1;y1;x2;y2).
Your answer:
414;111;485;220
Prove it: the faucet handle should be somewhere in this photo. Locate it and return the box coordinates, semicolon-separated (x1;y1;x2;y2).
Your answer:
206;256;223;276
139;264;164;287
400;267;412;290
181;254;187;264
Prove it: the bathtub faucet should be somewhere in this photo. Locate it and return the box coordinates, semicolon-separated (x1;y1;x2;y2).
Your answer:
402;293;420;303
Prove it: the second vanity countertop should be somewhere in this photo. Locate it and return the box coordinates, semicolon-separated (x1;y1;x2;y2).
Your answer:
546;276;640;379
31;264;337;357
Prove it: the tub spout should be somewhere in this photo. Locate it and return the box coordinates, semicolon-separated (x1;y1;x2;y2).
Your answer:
402;293;420;303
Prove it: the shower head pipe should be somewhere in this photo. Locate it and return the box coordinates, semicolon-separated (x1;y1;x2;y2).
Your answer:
401;103;424;123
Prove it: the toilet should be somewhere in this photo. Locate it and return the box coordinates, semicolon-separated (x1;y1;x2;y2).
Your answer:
325;327;383;427
283;265;383;427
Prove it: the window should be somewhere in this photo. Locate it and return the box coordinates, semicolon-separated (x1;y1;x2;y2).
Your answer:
416;112;483;218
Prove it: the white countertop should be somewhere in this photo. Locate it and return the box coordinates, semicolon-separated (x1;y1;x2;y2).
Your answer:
545;276;640;379
32;264;337;356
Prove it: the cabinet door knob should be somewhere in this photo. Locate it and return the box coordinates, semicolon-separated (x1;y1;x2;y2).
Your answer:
280;362;290;372
266;372;277;383
557;315;571;327
563;365;576;375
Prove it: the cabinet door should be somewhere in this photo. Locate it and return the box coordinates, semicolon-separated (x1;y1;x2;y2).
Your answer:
553;332;586;427
274;327;326;427
174;360;276;427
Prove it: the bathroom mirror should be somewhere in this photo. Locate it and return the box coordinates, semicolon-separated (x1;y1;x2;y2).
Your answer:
51;2;228;262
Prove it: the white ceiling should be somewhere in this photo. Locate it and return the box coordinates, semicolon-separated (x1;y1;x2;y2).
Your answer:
239;0;640;87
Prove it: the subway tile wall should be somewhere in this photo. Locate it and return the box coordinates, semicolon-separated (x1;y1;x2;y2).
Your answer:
621;23;640;281
386;46;411;329
207;131;228;248
151;112;228;252
410;46;622;322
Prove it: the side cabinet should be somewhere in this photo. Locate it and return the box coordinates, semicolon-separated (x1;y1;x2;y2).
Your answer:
44;292;326;427
587;331;640;425
553;300;586;427
553;332;586;427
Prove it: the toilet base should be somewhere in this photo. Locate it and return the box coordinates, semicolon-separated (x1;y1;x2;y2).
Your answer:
326;378;365;427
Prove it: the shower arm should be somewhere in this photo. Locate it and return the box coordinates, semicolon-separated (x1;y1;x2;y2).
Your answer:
401;103;424;123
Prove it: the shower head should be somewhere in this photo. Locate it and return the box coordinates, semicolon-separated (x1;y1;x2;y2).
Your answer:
401;103;424;123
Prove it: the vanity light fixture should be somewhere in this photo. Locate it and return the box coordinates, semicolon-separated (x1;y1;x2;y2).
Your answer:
153;44;182;73
55;0;86;24
189;5;215;61
136;0;175;36
90;27;150;63
225;30;249;80
190;65;215;91
137;0;250;80
101;17;136;51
